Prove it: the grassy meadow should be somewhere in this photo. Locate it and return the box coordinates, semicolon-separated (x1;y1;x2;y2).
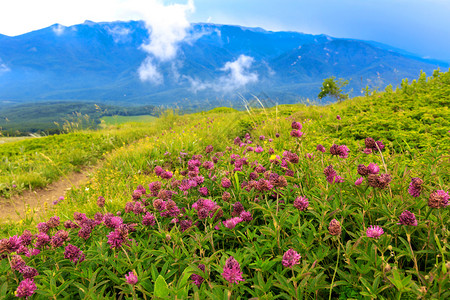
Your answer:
0;70;449;299
100;115;157;126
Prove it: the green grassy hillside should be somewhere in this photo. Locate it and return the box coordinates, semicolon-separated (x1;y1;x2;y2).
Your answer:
0;70;449;299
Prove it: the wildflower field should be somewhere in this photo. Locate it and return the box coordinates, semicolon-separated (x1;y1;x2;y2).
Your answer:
0;70;449;299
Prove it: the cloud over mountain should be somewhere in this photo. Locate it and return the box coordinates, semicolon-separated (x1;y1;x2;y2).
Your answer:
188;55;258;92
0;20;446;107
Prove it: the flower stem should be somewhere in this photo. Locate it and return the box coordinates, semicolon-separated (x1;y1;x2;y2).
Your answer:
329;243;340;300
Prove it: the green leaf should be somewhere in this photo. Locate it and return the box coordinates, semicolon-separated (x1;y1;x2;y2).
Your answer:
154;275;169;298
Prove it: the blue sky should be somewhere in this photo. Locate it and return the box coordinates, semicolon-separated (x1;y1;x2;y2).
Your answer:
1;0;449;61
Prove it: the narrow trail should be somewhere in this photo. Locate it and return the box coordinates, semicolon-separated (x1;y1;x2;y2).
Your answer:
0;166;98;223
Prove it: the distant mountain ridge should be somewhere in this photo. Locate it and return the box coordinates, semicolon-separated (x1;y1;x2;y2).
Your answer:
0;20;447;108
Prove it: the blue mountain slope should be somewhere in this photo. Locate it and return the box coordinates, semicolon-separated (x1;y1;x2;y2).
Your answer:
0;21;447;106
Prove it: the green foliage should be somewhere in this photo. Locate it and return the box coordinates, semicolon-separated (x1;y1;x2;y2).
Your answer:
0;70;449;299
0;101;158;136
318;76;350;102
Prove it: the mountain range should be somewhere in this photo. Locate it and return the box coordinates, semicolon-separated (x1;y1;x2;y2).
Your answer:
0;20;447;109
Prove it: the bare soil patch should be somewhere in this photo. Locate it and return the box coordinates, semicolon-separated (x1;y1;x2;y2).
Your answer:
0;167;96;223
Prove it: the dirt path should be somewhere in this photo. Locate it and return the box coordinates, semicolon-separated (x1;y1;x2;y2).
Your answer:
0;167;97;223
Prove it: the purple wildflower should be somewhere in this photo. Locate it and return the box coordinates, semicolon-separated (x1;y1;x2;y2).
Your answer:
355;177;364;185
223;217;243;229
125;271;138;285
142;212;156;226
428;190;449;208
37;222;49;234
107;229;125;249
221;177;231;188
202;161;214;170
20;266;39;279
397;210;418;226
232;202;245;217
15;278;37;298
363;148;373;154
34;233;50;249
366;225;384;239
191;264;205;287
222;256;244;284
408;178;423;197
77;226;92;240
324;165;337;183
10;255;26;271
154;166;164;176
367;163;380;174
291;121;302;130
328;219;342;236
222;191;231;201
240;211;253;222
64;244;85;264
205;145;214;153
180;220;193;232
256;179;273;191
282;249;301;268
293;197;309;211
47;216;60;228
316;144;326;153
376;141;385;151
161;171;173;180
290;130;303;138
199;187;208;196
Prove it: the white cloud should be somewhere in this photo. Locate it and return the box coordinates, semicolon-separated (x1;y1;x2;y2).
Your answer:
0;64;10;74
138;57;163;85
0;58;10;74
106;26;131;43
132;0;195;83
52;24;65;36
139;0;194;62
188;54;258;93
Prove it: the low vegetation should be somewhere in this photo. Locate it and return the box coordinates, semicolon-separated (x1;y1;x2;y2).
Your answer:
0;70;449;299
0;101;158;136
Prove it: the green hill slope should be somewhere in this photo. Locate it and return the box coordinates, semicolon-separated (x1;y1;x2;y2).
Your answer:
0;70;448;299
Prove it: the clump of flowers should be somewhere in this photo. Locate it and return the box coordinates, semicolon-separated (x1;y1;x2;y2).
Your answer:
366;225;384;239
291;121;302;130
191;264;205;287
97;196;106;208
293;196;309;211
408;177;423;197
367;173;392;189
221;177;231;188
364;137;385;153
357;163;379;176
355;177;364;185
10;255;26;271
282;249;301;268
397;210;418;226
125;271;138;285
222;256;244;284
15;278;37;298
330;144;349;159
328;219;342;236
428;190;449;209
324;165;344;183
223;217;243;229
64;244;85;264
316;144;326;153
142;212;156;226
